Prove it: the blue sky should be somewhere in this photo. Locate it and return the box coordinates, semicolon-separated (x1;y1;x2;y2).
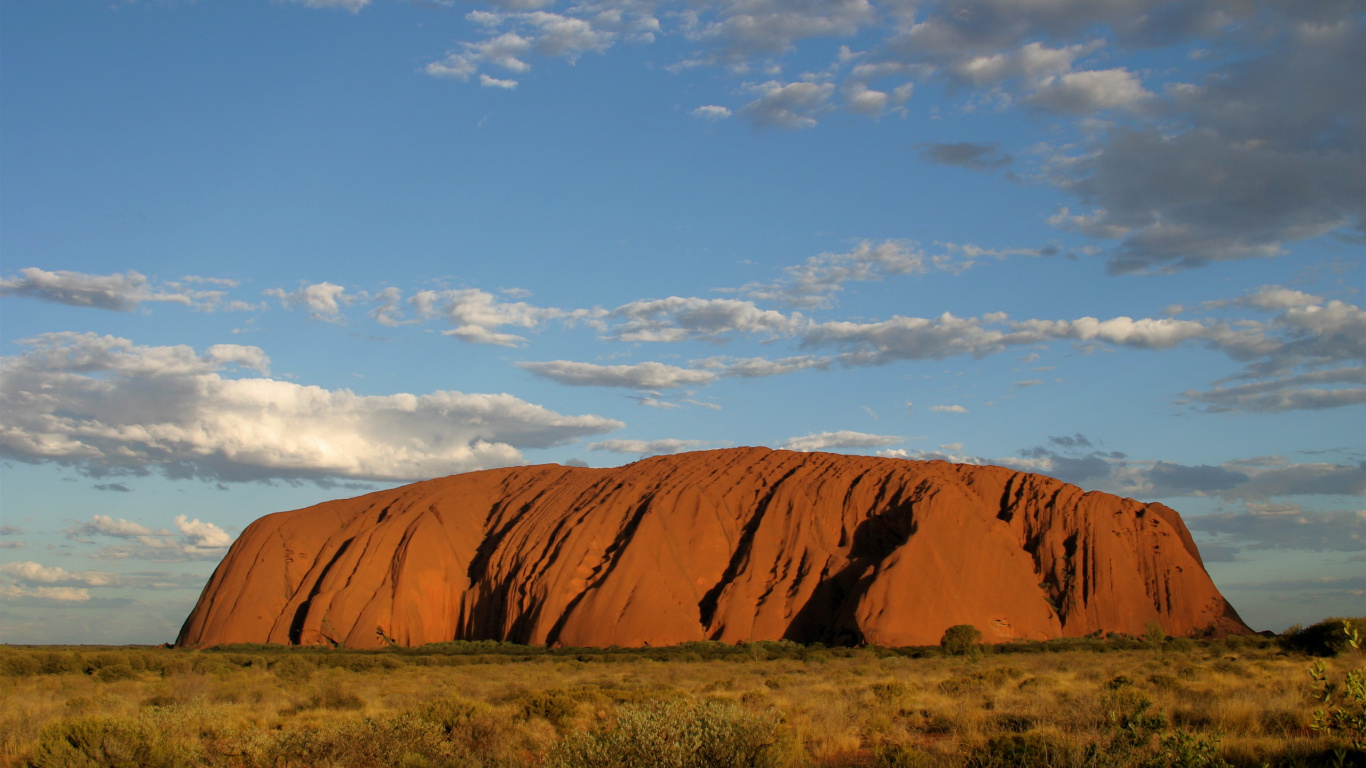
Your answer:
1;0;1361;644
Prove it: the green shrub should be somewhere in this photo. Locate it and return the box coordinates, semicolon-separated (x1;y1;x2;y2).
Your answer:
95;664;138;683
412;696;518;764
259;713;453;768
518;690;579;728
967;732;1082;768
1;652;41;677
939;667;1024;695
547;698;788;768
37;652;83;675
29;713;203;768
868;681;909;705
1282;618;1366;657
1139;731;1232;768
941;625;983;657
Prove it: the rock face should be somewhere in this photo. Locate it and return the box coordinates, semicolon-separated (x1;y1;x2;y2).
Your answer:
177;448;1250;649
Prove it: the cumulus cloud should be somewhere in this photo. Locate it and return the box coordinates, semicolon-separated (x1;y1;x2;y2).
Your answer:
425;7;650;82
695;0;874;60
1024;68;1152;114
586;438;714;455
1048;19;1363;273
518;359;718;389
781;430;902;452
930;404;967;413
62;513;234;561
411;288;590;346
0;333;622;482
609;297;800;341
1;268;241;312
265;282;355;322
412;0;1360;281
68;515;160;539
738;80;835;129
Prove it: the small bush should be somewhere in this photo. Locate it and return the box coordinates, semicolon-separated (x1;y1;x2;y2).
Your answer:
547;698;788;768
95;664;138;683
942;625;983;657
967;732;1082;768
0;653;41;677
1139;731;1232;768
29;713;203;768
260;713;452;768
518;691;579;728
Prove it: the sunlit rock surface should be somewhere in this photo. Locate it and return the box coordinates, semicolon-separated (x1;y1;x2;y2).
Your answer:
178;447;1250;649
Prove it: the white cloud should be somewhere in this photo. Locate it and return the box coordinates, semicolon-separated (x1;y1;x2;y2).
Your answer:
930;404;968;413
70;515;161;539
609;296;800;341
781;430;902;451
265;282;354;322
412;288;579;346
586;438;713;455
0;585;90;602
175;515;232;552
480;74;519;88
425;7;642;82
691;105;732;120
518;359;718;389
0;268;238;312
63;513;234;561
1025;68;1152;114
0;333;623;482
948;41;1090;86
0;561;118;587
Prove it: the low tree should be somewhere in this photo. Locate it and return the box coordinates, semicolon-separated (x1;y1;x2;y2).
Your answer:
941;624;983;656
1143;620;1166;648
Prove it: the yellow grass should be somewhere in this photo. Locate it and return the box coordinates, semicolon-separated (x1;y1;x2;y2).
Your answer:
0;636;1360;767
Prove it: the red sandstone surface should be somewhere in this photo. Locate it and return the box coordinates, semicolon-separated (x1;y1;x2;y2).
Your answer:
177;448;1250;649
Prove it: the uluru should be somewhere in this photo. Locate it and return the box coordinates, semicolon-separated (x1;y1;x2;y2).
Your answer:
177;447;1250;649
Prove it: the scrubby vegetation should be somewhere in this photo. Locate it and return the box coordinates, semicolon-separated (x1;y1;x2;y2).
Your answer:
1;619;1363;767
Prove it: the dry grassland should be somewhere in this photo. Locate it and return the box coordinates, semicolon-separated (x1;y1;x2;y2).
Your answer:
1;630;1362;768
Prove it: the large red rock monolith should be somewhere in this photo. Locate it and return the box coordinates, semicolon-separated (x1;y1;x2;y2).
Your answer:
177;448;1249;648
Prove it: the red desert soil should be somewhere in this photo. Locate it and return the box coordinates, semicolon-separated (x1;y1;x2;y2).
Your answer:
177;448;1250;649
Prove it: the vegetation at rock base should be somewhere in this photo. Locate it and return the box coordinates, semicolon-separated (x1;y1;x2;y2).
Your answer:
940;626;983;658
1;619;1363;767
